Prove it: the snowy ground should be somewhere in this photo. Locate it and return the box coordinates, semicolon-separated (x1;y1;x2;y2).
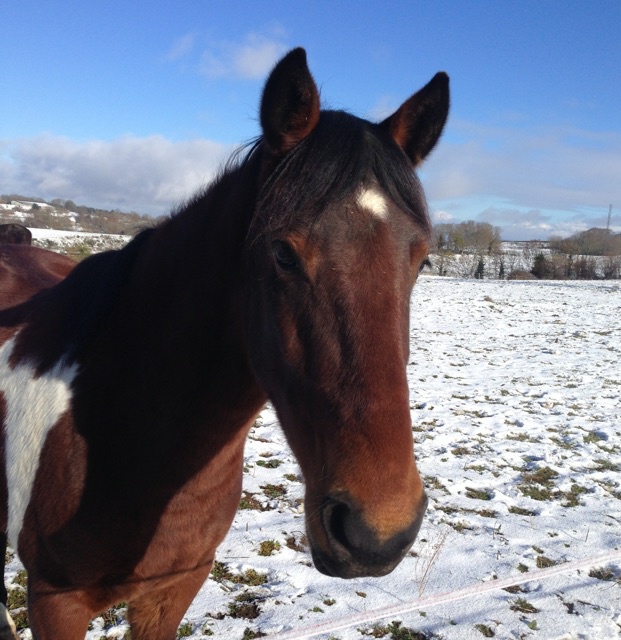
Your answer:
5;276;621;639
30;227;129;254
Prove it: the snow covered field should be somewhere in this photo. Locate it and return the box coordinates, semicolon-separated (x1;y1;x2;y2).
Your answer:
5;276;621;639
30;227;129;253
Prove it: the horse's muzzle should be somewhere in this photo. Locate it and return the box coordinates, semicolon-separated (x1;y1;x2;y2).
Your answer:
310;492;428;579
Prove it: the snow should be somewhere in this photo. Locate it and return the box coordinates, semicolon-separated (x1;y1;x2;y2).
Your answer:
29;227;129;254
5;276;621;639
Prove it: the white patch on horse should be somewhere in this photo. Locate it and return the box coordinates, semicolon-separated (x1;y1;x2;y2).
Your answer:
0;336;77;551
357;187;389;220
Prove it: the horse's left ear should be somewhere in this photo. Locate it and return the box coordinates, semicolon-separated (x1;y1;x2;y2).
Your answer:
380;72;450;167
260;48;321;157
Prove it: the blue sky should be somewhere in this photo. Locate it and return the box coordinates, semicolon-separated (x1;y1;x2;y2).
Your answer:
2;0;620;239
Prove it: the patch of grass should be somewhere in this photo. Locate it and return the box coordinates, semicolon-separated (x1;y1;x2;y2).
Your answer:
503;585;525;594
562;483;589;507
360;623;391;638
475;623;495;637
589;566;617;581
477;509;498;518
256;459;283;469
519;485;554;501
242;629;266;639
236;569;268;587
549;436;577;450
517;563;529;573
228;593;262;619
509;505;537;516
435;505;459;515
210;562;268;586
283;473;299;482
285;534;307;551
12;570;28;588
465;464;488;474
424;476;449;494
536;555;558;569
593;458;620;472
523;466;559;486
583;431;606;444
261;483;287;499
451;446;471;456
323;598;336;606
6;587;27;610
510;597;539;614
239;492;265;510
211;560;235;582
507;433;540;443
360;621;431;640
443;519;475;533
519;465;561;502
465;487;493;501
176;621;193;638
257;540;281;556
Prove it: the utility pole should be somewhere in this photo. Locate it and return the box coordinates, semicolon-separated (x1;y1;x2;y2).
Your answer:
607;204;612;231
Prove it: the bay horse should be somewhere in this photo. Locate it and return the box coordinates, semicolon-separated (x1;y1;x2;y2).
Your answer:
0;48;449;639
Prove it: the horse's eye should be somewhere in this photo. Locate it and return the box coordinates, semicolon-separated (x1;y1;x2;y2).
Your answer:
272;241;299;273
420;258;432;272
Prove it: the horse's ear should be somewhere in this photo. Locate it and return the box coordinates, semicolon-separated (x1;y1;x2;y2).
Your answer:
260;48;320;157
380;72;449;167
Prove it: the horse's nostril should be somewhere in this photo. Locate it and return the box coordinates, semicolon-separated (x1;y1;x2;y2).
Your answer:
325;500;351;550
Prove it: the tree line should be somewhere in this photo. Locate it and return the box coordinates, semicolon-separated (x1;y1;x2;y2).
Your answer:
0;195;166;235
430;221;621;280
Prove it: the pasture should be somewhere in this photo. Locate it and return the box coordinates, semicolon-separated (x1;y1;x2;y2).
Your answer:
5;276;619;639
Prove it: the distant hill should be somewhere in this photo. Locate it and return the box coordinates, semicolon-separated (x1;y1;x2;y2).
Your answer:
0;194;166;235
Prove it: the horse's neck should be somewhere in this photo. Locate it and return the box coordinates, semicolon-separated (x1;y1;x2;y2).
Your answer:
94;160;265;416
133;161;259;329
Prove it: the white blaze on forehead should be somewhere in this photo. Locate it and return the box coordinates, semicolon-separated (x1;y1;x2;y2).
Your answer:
357;187;389;220
0;336;77;551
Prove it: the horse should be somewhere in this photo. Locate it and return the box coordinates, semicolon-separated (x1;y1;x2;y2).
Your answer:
0;225;32;246
0;48;449;639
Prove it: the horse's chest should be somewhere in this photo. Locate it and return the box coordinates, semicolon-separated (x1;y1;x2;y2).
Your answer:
0;336;77;550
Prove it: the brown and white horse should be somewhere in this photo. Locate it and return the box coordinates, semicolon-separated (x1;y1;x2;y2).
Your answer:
0;49;449;639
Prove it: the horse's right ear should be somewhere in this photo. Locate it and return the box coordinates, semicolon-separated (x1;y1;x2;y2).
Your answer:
260;48;320;157
380;72;450;167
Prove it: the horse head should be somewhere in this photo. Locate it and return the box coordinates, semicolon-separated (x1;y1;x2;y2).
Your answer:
245;48;449;578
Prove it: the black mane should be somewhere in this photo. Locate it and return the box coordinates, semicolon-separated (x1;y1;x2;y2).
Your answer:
252;110;431;237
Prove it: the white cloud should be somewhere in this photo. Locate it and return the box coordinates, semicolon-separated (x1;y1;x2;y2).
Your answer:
3;116;620;240
0;135;233;215
422;120;621;215
366;96;397;122
165;34;196;62
429;209;455;224
198;32;288;80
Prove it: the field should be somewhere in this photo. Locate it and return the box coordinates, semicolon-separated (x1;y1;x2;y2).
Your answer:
5;277;621;639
